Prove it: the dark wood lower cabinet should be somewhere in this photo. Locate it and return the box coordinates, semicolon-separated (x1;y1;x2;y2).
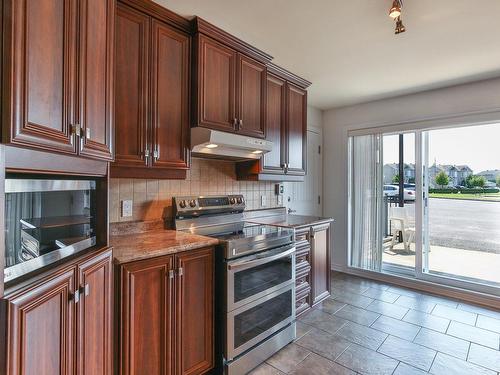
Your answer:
176;248;214;375
3;269;76;375
77;250;113;375
117;247;214;375
294;221;332;317
0;248;112;375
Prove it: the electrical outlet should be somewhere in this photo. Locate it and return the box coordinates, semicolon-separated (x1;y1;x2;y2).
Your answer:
121;200;133;217
261;195;267;207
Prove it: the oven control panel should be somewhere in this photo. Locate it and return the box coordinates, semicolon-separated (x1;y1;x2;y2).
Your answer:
173;194;245;216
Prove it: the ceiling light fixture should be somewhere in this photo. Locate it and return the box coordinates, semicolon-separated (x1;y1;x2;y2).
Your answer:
389;0;401;19
251;150;263;154
395;16;406;34
389;0;406;34
205;144;218;148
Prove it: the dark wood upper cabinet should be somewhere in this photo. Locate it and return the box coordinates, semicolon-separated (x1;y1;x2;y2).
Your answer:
77;250;113;375
111;2;190;179
78;0;115;160
285;83;307;176
175;248;214;375
3;268;77;375
116;247;214;375
261;73;286;173
192;18;271;139
196;35;237;132
237;55;266;138
2;0;114;162
2;0;78;154
114;3;150;168
150;20;190;170
236;66;310;181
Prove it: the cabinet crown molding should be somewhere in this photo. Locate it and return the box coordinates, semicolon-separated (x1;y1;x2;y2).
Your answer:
119;0;192;33
267;62;312;89
193;17;273;64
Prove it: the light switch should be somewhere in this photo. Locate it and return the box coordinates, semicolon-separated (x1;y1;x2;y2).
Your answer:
261;195;267;207
121;200;133;217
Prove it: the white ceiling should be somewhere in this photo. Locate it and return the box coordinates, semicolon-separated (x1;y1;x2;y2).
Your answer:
155;0;500;110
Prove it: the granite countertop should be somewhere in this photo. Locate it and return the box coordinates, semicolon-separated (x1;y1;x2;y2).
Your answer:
111;229;219;264
248;214;333;228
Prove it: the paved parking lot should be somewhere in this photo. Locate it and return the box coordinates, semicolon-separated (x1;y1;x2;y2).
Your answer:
428;198;500;253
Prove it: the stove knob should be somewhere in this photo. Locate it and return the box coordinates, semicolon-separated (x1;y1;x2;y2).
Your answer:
236;197;243;204
179;200;187;208
229;197;236;204
189;199;197;208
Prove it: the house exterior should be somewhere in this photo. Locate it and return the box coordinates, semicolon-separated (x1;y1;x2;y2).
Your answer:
383;163;416;184
428;164;473;187
478;170;500;182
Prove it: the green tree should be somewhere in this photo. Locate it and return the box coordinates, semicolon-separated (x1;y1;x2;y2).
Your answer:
475;176;486;188
497;175;500;187
392;174;400;184
435;171;449;188
465;174;475;188
466;175;487;189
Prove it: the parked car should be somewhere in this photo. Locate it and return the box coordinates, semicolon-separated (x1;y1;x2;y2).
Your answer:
383;185;416;201
404;183;416;191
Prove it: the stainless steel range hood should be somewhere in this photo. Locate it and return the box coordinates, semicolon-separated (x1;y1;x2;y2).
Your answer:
191;127;273;160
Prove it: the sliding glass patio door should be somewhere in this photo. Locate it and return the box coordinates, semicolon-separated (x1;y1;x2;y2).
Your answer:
349;122;500;296
420;125;500;294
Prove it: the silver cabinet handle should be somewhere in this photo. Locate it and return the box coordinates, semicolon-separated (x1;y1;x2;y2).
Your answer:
84;283;90;297
233;118;238;130
144;149;150;166
153;149;159;161
238;119;243;129
71;124;81;145
178;267;184;277
71;289;80;304
168;269;175;279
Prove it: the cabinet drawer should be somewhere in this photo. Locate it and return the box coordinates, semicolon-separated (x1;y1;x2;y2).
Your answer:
295;244;310;258
296;261;311;279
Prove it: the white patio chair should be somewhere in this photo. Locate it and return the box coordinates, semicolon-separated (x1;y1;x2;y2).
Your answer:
389;206;415;252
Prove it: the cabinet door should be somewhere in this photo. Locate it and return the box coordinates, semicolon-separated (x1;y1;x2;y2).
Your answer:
77;250;112;375
310;223;331;305
120;256;173;375
262;73;286;173
78;0;114;160
175;248;214;375
236;55;266;138
4;0;77;154
197;35;236;132
113;3;150;167
285;84;307;175
150;20;190;170
4;269;76;375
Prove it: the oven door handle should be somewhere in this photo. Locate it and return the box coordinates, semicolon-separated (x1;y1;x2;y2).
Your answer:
227;247;295;271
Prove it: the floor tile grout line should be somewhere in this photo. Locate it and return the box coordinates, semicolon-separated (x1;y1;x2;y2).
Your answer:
427;349;439;373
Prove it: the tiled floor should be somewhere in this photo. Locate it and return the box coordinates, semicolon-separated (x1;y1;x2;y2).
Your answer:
249;273;500;375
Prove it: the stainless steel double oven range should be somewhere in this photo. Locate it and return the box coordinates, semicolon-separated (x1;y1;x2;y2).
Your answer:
174;195;296;375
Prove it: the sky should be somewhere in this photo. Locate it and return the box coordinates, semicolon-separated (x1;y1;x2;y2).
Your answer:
383;123;500;173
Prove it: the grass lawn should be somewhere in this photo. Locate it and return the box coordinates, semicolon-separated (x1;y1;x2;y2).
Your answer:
429;192;500;202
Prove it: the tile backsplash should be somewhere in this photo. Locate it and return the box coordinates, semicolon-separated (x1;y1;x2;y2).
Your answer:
110;158;284;224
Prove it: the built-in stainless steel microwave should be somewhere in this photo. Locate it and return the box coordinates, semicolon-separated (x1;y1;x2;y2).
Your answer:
4;178;97;282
